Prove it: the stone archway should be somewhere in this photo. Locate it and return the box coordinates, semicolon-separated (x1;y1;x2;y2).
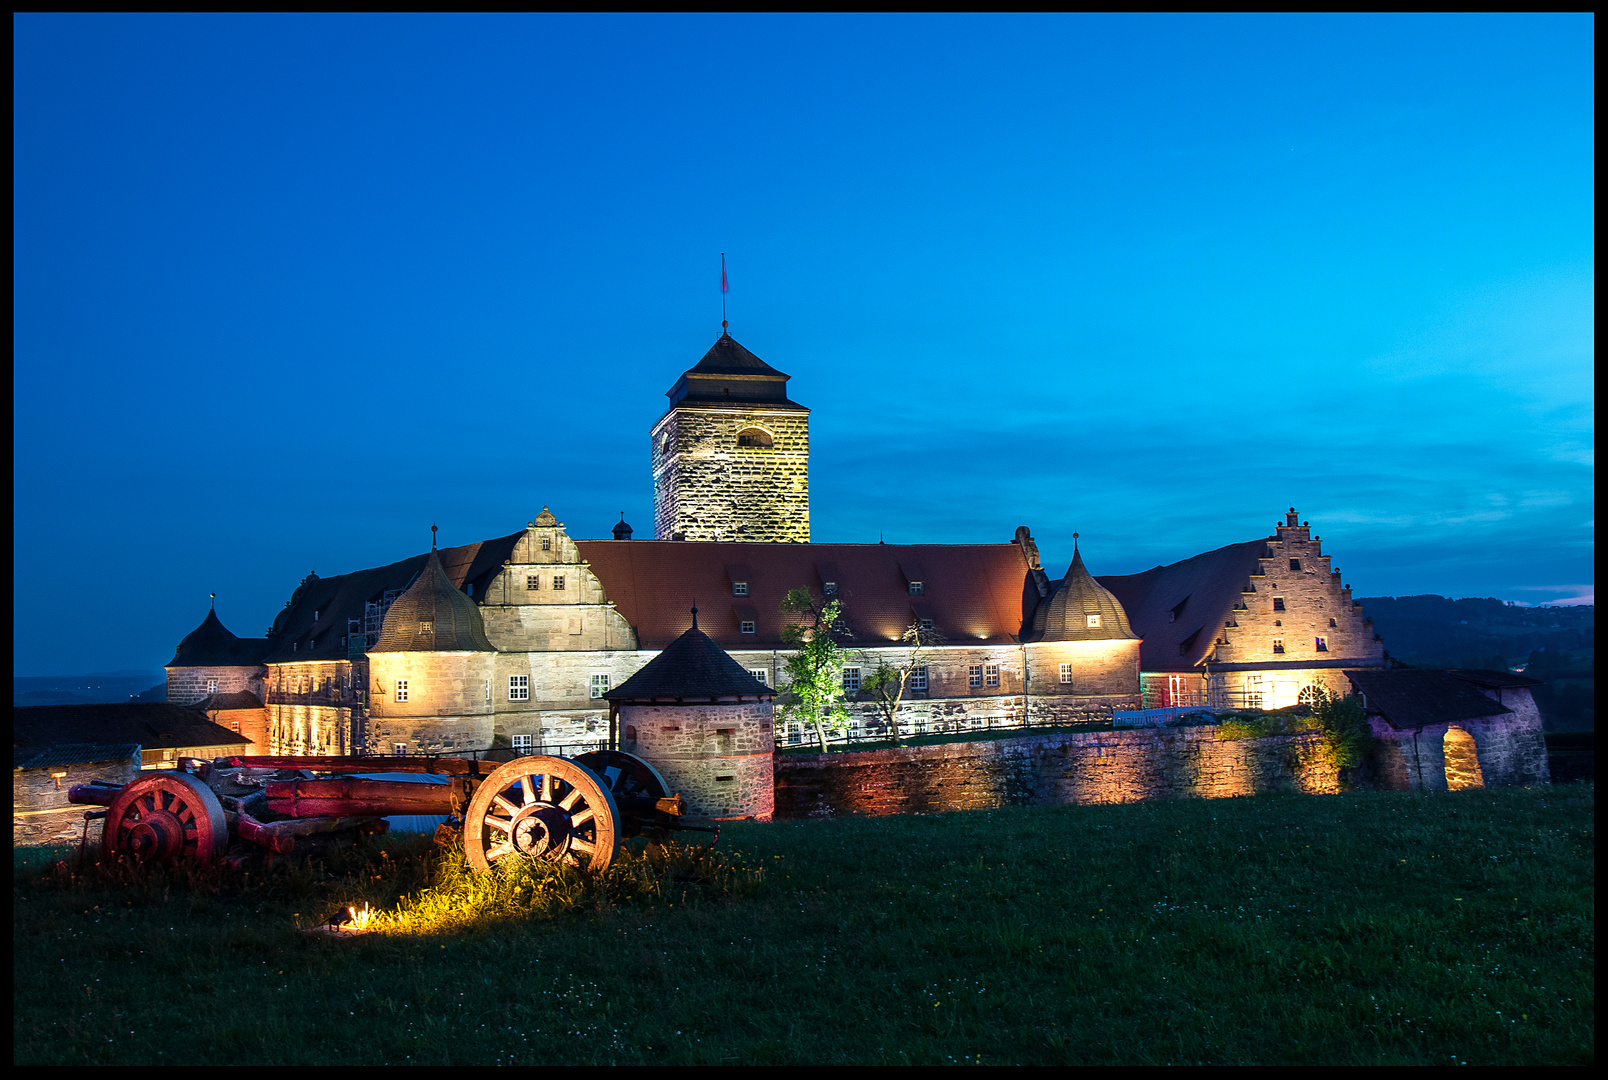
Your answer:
1444;726;1485;790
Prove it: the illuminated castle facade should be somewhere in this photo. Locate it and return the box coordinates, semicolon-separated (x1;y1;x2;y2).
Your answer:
165;330;1404;807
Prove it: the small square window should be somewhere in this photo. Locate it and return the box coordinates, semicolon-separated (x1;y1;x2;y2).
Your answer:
1060;663;1073;684
984;663;1000;687
908;581;924;595
1329;618;1338;628
823;581;838;596
1273;597;1286;612
393;743;407;756
526;575;540;591
740;620;756;634
749;668;768;686
919;618;935;631
553;575;566;591
732;581;749;597
589;673;609;699
842;667;861;693
911;665;928;690
1290;559;1302;572
1086;614;1101;628
969;665;983;688
418;620;433;635
541;537;551;552
509;675;529;701
1272;639;1285;655
1315;636;1328;653
206;679;218;695
395;679;409;701
512;734;533;753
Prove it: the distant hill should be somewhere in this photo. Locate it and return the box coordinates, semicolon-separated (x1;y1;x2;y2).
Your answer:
13;671;167;707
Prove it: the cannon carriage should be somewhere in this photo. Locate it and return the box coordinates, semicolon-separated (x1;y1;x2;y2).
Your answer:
68;750;704;872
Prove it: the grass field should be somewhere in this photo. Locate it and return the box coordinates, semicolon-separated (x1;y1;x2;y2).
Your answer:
13;784;1593;1065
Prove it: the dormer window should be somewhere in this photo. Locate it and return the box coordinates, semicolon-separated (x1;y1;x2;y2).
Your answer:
740;621;756;634
1086;614;1101;628
732;581;749;596
908;581;924;595
823;582;838;596
419;621;433;635
919;619;935;631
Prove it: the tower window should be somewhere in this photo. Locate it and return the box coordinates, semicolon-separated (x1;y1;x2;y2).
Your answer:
732;581;749;596
1272;639;1285;655
736;427;773;448
395;679;409;702
1315;637;1328;653
911;666;928;690
908;581;924;595
206;679;218;695
527;575;540;591
1329;618;1338;628
509;675;529;701
740;621;756;634
1273;597;1286;612
1290;559;1302;572
1060;664;1073;685
553;575;566;591
541;537;551;552
823;582;838;596
1086;614;1102;628
418;621;433;635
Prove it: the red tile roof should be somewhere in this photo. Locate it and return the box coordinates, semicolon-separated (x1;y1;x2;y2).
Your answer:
575;540;1036;650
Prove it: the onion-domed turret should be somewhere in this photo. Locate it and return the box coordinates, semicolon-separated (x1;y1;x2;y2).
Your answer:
370;550;495;653
1030;537;1139;642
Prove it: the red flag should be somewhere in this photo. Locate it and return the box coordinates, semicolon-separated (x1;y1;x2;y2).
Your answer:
721;259;728;293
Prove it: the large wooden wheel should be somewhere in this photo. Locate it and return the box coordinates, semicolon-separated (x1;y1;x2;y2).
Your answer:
103;772;228;865
463;756;620;874
574;750;670;822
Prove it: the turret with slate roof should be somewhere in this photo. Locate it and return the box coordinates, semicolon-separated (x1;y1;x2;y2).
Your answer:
1029;536;1140;643
164;605;271;706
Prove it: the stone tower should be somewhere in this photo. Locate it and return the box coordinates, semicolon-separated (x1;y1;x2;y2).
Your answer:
650;332;809;542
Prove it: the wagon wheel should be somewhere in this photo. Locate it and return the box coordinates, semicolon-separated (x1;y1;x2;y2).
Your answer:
575;750;670;805
103;772;228;865
463;756;619;875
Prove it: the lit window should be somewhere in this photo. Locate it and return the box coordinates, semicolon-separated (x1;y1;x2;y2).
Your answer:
395;679;408;701
1273;597;1286;612
512;734;533;753
740;620;756;634
1245;675;1264;709
823;582;838;596
418;621;433;635
589;673;609;699
527;575;540;591
1272;639;1285;655
736;427;773;448
908;581;924;595
541;537;551;552
911;666;928;691
1060;663;1073;685
206;679;218;695
1315;637;1328;653
732;581;749;596
749;668;768;685
393;743;407;756
842;667;861;693
969;665;983;688
553;575;566;591
1086;614;1101;628
509;675;529;701
1290;559;1302;572
984;664;1000;688
919;618;935;631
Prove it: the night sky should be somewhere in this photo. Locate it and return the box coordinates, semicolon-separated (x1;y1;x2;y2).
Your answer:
13;14;1594;676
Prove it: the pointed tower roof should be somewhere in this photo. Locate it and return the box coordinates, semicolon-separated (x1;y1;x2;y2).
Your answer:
664;333;806;410
369;550;495;653
1030;539;1140;642
603;610;774;702
168;609;272;667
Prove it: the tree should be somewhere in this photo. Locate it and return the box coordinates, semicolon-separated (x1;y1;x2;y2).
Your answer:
777;588;851;752
860;621;942;746
1309;688;1371;773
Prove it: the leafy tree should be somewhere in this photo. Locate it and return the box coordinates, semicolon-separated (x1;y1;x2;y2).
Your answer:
777;588;851;752
1310;688;1371;772
860;622;942;746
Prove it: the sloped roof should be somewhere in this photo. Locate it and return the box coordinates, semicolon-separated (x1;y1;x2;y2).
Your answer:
12;704;252;752
167;609;272;668
14;743;142;770
1446;669;1543;690
604;614;774;702
1030;544;1139;642
1344;669;1513;730
1098;539;1266;671
370;551;496;653
665;333;807;411
574;539;1037;650
261;532;522;664
197;691;265;710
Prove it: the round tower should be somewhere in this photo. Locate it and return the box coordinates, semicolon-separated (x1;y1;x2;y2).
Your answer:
602;608;776;819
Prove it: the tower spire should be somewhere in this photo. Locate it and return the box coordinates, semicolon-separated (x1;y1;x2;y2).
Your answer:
210;592;216;610
431;523;438;552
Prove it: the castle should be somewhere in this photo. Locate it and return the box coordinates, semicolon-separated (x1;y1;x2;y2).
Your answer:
163;330;1394;799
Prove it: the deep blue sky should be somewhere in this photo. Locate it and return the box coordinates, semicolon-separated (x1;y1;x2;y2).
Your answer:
14;14;1594;675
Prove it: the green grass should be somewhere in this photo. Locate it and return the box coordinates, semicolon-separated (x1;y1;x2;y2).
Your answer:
13;784;1593;1065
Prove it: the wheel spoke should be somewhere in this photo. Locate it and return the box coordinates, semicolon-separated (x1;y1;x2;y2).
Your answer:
520;776;535;806
539;773;554;804
484;815;514;834
570;807;595;828
487;841;514;861
493;794;519;817
570;837;596;856
559;789;583;811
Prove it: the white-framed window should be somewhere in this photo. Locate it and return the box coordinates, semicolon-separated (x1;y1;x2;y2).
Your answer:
540;537;551;551
1060;663;1074;684
969;665;983;688
419;620;433;635
512;733;534;753
590;673;610;699
206;679;218;695
984;663;1000;688
1245;675;1264;709
842;667;861;693
908;581;924;595
1315;636;1328;653
732;581;749;596
749;668;768;685
823;581;838;596
1086;614;1101;628
395;679;409;702
911;665;927;691
553;574;566;591
393;743;407;756
509;675;529;701
527;575;540;591
740;620;756;634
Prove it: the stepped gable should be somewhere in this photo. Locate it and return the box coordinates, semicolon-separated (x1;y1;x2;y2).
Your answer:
604;613;773;703
1098;539;1267;671
1029;542;1140;642
1344;669;1513;730
665;332;808;410
261;531;522;663
574;539;1035;650
167;609;271;667
370;550;496;653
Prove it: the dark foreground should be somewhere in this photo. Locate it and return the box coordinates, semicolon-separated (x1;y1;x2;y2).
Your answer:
13;784;1593;1065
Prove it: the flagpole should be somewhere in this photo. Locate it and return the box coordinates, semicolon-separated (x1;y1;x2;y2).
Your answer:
721;252;727;332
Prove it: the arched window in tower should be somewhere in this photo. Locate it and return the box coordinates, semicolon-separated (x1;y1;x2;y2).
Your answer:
736;427;774;448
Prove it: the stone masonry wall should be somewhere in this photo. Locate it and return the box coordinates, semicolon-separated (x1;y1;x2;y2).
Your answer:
651;405;810;542
621;700;775;819
14;756;138;846
167;664;265;706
